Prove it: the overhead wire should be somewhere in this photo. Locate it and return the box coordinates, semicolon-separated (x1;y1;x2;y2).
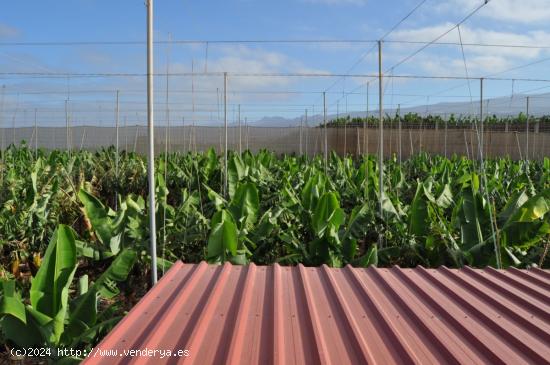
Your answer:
385;0;492;72
0;38;549;49
320;0;429;106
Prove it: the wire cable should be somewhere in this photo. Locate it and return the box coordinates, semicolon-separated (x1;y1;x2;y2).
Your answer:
386;0;492;72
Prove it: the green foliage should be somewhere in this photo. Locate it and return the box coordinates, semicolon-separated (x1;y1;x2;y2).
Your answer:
1;144;550;361
1;146;549;276
0;225;136;362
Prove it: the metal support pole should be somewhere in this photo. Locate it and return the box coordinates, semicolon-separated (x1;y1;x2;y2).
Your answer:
356;127;360;155
378;40;384;230
115;90;120;176
337;101;339;155
181;117;189;154
165;109;170;156
364;82;369;155
29;113;35;148
238;104;242;154
398;103;402;164
515;132;523;160
305;109;308;157
245;117;249;151
65;100;70;153
192;119;196;153
463;130;470;160
34;108;38;157
480;78;500;268
343;102;347;156
444;116;448;158
165;33;171;157
80;127;87;151
146;0;157;285
409;129;414;157
299;116;303;155
187;120;194;152
479;78;484;161
323;92;328;172
133;125;139;153
11;113;15;147
526;96;529;160
0;85;4;157
224;72;228;197
124;116;128;152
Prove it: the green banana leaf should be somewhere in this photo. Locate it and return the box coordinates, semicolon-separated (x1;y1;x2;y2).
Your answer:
207;210;239;263
29;225;77;344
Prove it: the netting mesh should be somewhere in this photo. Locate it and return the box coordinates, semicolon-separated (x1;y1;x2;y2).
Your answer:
3;122;549;160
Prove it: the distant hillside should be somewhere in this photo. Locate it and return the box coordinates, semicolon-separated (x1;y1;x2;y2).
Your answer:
246;92;550;127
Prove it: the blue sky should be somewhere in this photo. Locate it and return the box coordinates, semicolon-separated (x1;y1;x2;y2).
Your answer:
1;0;549;126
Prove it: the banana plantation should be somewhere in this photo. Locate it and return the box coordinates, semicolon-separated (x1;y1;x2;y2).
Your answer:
0;144;549;360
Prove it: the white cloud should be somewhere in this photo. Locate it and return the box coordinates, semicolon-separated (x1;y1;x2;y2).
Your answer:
205;45;326;77
390;22;458;44
166;45;330;106
444;0;550;24
390;23;550;60
415;54;513;76
0;23;20;39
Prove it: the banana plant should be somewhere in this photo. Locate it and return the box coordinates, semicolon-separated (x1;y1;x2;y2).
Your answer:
206;182;262;264
0;225;136;363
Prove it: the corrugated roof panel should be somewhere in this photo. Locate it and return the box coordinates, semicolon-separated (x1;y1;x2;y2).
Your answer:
83;262;550;365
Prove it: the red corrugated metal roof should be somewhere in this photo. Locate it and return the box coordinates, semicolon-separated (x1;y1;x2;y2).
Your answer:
83;262;550;365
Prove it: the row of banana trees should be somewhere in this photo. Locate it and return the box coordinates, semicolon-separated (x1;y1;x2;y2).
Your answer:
0;145;549;360
1;145;549;271
327;112;550;129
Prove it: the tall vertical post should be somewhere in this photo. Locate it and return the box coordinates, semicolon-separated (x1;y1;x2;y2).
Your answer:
0;85;5;158
115;90;120;167
12;112;16;146
343;100;347;156
165;33;171;158
124;116;128;152
133;125;139;153
299;116;303;155
463;130;470;160
356;127;360;155
80;127;87;151
323;91;328;172
305;109;308;157
378;40;384;232
336;101;339;155
165;109;170;156
224;72;228;197
146;0;157;285
34;108;38;158
364;82;369;155
245;117;249;151
238;104;242;154
398;103;402;164
65;100;70;153
181;117;189;154
115;90;120;211
526;96;529;160
479;78;484;161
